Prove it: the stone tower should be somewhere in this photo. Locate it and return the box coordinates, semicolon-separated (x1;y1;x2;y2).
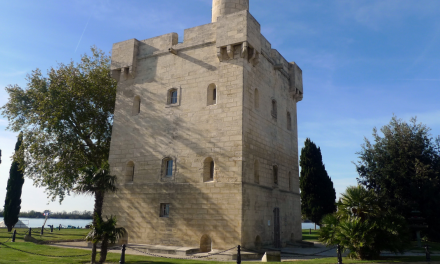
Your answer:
103;0;303;251
212;0;249;22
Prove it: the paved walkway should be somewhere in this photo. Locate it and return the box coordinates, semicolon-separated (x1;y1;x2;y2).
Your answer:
50;241;440;262
50;241;245;261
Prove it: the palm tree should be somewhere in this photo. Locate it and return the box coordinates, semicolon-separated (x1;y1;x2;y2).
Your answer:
86;215;126;263
320;185;409;260
337;185;379;220
74;162;117;264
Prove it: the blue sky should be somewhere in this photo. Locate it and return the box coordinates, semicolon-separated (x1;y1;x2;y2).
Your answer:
1;0;439;212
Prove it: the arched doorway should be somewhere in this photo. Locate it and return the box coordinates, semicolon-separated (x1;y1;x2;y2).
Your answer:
255;235;262;250
200;234;212;252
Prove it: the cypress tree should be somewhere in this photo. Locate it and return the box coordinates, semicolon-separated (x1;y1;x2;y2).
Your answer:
299;138;336;227
3;133;25;232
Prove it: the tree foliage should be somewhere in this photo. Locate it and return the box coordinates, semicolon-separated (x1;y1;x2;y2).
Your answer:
355;116;440;240
1;46;117;202
319;185;410;260
3;133;25;232
300;138;336;225
1;47;118;263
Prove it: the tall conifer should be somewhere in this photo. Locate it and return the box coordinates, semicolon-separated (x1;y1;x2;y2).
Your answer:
300;138;336;226
3;132;25;232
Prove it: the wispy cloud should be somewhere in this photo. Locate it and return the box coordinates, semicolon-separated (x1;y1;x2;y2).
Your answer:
74;13;92;53
401;111;440;128
0;118;8;126
394;79;440;81
74;0;209;39
0;70;28;78
336;0;440;30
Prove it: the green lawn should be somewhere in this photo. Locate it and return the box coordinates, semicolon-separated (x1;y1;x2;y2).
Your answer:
409;241;440;253
0;227;89;243
0;242;438;264
302;229;320;242
0;228;437;263
0;241;230;264
300;229;440;254
280;256;440;263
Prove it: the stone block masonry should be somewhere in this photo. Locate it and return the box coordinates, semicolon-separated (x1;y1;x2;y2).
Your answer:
103;0;303;251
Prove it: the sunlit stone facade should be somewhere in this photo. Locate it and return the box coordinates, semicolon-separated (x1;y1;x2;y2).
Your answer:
103;0;303;250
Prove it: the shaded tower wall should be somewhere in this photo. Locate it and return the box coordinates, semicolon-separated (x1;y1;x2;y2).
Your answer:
241;43;303;248
235;12;303;248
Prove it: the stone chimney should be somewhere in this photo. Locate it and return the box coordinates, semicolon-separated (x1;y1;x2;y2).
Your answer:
212;0;249;22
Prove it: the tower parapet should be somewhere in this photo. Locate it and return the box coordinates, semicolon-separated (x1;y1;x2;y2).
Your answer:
212;0;249;22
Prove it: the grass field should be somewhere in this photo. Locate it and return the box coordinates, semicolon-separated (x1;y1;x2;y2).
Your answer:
302;229;320;242
0;228;438;263
300;229;440;253
0;242;438;264
0;227;89;243
409;241;440;253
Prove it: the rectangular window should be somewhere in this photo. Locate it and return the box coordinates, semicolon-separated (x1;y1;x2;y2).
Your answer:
171;91;178;104
166;160;173;176
213;88;216;101
272;100;277;119
273;166;278;184
209;161;214;180
160;203;170;217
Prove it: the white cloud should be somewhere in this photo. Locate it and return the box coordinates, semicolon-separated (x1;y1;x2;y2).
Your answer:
73;0;210;38
336;0;440;30
0;119;8;126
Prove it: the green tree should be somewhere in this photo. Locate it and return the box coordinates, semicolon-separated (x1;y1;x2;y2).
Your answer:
356;116;440;240
3;133;25;232
1;46;117;263
300;138;336;226
319;185;410;260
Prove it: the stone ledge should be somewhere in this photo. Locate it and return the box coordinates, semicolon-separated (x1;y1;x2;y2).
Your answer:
130;244;200;256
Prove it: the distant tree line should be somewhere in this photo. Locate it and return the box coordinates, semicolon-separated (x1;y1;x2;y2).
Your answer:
0;209;92;219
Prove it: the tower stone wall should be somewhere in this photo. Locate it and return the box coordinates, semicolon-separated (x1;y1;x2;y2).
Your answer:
103;0;303;250
212;0;249;22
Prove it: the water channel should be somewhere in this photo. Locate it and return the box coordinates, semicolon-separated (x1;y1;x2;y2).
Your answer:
17;218;319;230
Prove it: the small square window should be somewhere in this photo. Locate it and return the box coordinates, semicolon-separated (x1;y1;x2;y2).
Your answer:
167;88;179;105
160;203;170;217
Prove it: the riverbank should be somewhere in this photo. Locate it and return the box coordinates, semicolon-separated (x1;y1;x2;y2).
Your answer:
18;218;92;228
